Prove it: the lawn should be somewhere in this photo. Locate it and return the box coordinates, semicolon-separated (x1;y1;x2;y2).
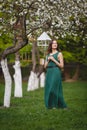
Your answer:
0;81;87;130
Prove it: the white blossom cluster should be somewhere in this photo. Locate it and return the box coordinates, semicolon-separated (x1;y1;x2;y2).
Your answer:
0;0;87;39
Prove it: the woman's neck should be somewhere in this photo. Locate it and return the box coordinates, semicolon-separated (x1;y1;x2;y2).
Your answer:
52;49;57;53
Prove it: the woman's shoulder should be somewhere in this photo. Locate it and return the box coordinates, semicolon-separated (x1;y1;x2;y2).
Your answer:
57;52;63;57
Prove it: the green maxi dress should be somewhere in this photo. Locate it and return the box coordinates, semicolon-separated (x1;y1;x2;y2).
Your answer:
45;52;67;109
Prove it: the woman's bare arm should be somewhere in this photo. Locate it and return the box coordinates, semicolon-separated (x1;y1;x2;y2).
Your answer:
57;52;64;68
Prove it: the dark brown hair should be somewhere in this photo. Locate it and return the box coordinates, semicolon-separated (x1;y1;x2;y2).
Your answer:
47;40;60;54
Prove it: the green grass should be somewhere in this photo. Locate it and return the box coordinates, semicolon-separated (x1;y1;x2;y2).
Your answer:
0;81;87;130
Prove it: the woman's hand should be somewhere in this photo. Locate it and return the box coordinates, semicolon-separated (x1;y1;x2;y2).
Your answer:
44;56;54;68
48;56;55;61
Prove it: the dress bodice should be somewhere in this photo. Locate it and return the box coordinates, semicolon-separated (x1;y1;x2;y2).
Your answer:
47;52;59;67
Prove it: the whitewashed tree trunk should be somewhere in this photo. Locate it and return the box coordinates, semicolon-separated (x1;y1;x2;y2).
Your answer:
34;72;39;89
1;59;12;108
40;72;45;88
27;71;39;91
13;61;22;97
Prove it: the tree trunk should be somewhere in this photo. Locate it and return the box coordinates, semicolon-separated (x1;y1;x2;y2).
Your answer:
12;15;26;97
64;65;71;80
13;58;22;97
27;42;40;91
32;42;37;72
1;15;27;107
1;59;12;107
27;71;39;91
40;72;45;88
72;64;80;80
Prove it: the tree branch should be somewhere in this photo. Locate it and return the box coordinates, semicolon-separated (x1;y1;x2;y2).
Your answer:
1;39;28;59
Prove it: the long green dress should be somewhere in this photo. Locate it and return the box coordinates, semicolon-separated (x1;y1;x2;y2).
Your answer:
45;52;67;109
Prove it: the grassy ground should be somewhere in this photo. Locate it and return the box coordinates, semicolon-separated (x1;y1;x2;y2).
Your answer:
0;81;87;130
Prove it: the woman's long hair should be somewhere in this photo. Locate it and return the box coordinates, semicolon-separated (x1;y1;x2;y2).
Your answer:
47;40;60;54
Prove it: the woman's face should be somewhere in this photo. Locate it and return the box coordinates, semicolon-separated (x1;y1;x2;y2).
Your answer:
52;40;58;49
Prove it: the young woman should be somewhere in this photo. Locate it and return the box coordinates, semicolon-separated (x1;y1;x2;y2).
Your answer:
44;40;67;109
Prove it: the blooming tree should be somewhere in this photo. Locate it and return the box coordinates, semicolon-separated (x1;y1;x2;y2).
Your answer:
0;0;87;106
